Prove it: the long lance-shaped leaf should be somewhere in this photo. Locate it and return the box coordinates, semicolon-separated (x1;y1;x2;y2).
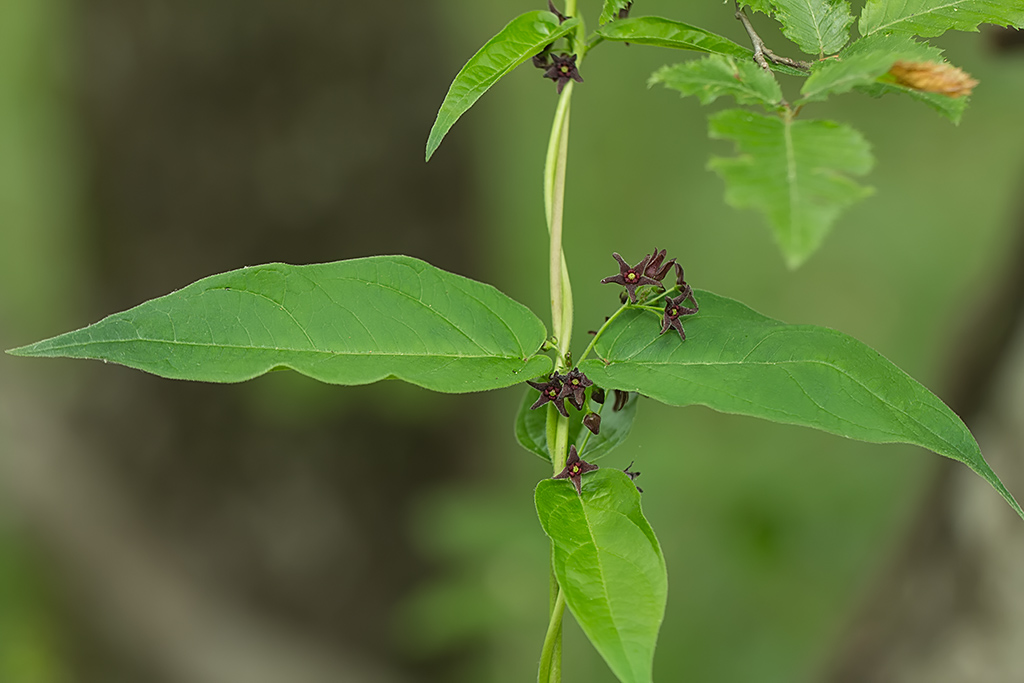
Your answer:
425;11;578;161
860;0;1024;38
7;256;552;393
536;469;667;683
708;108;874;268
578;291;1024;521
599;17;809;76
771;0;854;56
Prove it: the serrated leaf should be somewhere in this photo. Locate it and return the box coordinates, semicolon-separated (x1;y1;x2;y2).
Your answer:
599;0;633;24
650;54;784;109
707;109;874;268
8;256;552;393
536;469;667;683
798;34;945;104
746;0;776;15
857;80;969;123
514;386;638;462
425;11;578;161
578;291;1024;521
772;0;854;56
860;0;1024;38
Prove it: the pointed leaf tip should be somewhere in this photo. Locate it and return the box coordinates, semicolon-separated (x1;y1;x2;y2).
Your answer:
425;11;578;161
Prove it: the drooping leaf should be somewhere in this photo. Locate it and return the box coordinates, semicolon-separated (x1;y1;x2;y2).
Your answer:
599;0;633;24
798;34;945;104
8;256;552;393
578;291;1024;521
536;469;667;683
771;0;854;56
860;0;1024;38
515;386;638;462
707;108;874;268
651;54;784;109
425;11;578;161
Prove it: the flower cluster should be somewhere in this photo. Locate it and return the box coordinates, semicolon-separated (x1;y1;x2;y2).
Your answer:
527;367;594;418
601;248;699;341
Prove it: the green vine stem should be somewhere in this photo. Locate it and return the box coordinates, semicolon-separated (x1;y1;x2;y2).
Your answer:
538;586;567;683
539;3;582;681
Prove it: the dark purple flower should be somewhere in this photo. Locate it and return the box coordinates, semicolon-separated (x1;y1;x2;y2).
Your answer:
612;390;630;412
623;460;643;493
557;367;593;410
554;445;598;496
583;413;601;435
590;386;606;405
644;247;677;282
527;373;569;417
544;54;584;94
547;0;568;23
618;2;633;20
660;290;699;341
600;252;661;303
533;43;554;69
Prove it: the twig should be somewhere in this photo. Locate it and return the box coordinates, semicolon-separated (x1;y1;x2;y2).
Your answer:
734;2;810;71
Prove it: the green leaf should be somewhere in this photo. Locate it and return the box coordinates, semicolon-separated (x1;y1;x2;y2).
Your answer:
797;34;944;104
650;54;784;109
578;291;1024;521
8;256;552;393
771;0;854;56
597;16;752;58
860;0;1024;38
707;108;874;268
597;17;808;75
536;469;667;683
857;80;969;123
599;0;633;24
425;11;579;161
745;0;776;15
514;386;638;462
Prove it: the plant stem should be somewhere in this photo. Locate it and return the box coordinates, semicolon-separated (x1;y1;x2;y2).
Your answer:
538;586;567;683
540;6;583;681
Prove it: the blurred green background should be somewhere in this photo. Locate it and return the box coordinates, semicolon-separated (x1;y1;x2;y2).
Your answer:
2;1;1023;682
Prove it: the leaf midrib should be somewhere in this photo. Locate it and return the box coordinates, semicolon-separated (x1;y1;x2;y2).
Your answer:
25;337;535;361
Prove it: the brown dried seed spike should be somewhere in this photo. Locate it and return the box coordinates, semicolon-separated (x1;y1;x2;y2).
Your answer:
888;61;978;98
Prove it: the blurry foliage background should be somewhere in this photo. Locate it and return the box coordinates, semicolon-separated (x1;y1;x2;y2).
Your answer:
2;1;1023;682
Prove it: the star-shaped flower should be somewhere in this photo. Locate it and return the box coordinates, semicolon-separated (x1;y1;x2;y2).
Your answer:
527;373;569;417
623;460;643;493
544;53;584;94
643;247;677;282
556;367;593;410
660;290;699;340
600;252;661;303
554;445;598;496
